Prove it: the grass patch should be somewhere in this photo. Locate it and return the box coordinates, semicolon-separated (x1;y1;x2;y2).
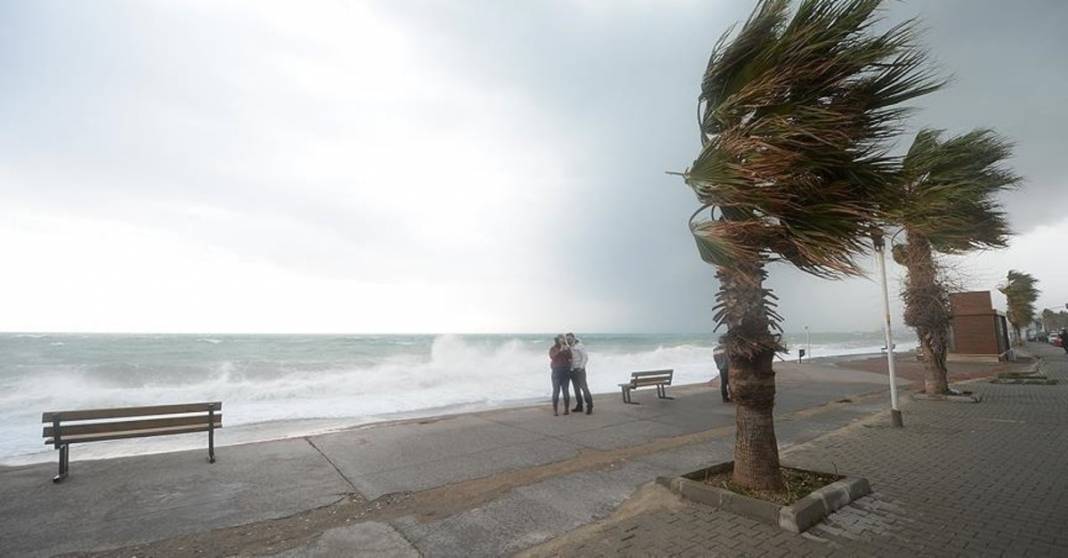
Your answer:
698;466;842;506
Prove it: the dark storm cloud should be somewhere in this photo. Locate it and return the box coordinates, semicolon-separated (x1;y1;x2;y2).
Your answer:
373;0;1067;332
885;0;1068;229
1;1;1064;333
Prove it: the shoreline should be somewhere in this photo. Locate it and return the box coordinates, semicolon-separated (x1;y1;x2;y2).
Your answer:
15;344;1027;558
0;382;718;469
0;353;898;469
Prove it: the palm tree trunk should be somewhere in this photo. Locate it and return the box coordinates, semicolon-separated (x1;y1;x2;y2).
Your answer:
917;328;949;394
717;259;784;492
902;233;951;395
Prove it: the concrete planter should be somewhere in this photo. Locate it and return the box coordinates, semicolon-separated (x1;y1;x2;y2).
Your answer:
659;462;871;533
990;378;1058;385
991;371;1057;385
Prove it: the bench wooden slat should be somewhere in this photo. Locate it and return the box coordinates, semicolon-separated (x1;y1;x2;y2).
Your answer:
632;377;672;387
45;423;222;445
42;402;221;422
631;370;673;378
44;414;223;437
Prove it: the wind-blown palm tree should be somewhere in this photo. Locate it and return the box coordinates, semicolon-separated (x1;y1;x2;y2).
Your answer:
1000;270;1040;344
681;0;940;491
885;130;1020;394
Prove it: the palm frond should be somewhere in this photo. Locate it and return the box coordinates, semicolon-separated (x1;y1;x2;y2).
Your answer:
999;270;1040;329
684;0;944;292
888;128;1022;253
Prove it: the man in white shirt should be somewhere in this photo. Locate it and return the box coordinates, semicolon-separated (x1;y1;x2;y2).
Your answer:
566;333;593;414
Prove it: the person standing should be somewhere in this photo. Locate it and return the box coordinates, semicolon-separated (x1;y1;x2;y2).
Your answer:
1060;328;1068;354
566;333;593;414
549;335;572;416
714;345;730;403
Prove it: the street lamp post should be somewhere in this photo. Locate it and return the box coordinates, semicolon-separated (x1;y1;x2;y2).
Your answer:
805;326;811;360
874;233;903;428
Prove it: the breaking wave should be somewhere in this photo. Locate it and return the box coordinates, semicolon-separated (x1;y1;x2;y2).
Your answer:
0;333;906;464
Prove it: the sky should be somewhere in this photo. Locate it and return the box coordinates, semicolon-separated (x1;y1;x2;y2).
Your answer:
1;0;1065;334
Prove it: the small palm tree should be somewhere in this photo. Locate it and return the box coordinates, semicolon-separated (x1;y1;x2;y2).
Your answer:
1000;270;1040;344
885;130;1020;394
681;0;940;491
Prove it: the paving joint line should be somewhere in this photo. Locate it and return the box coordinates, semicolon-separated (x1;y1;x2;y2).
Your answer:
304;436;359;494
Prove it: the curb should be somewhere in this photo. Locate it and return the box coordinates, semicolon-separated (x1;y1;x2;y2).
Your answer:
666;463;871;533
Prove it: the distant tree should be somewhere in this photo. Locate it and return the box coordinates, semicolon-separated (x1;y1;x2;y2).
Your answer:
1000;270;1040;344
680;0;940;491
1040;308;1068;331
885;130;1020;394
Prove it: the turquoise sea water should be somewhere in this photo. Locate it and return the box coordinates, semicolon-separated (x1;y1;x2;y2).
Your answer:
0;331;908;463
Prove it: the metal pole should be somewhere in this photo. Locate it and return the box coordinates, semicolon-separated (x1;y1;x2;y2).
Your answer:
805;326;811;359
874;234;903;427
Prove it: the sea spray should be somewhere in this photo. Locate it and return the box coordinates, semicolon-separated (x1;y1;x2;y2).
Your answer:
0;331;912;463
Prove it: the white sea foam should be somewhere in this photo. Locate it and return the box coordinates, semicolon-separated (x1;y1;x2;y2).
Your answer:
0;333;911;464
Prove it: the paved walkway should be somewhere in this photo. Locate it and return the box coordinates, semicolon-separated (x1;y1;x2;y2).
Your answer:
543;343;1068;557
0;361;903;557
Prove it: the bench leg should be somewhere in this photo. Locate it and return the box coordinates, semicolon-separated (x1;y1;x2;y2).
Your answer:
53;444;69;483
622;386;639;405
657;385;675;400
208;412;216;464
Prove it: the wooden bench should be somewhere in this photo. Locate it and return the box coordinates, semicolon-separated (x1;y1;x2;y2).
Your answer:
618;369;674;404
42;401;222;483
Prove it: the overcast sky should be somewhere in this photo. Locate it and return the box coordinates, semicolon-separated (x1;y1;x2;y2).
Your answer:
1;0;1065;334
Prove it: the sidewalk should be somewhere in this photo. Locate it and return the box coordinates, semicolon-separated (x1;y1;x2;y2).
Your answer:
0;360;903;557
539;343;1068;557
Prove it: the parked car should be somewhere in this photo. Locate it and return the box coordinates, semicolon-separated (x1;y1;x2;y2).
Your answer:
1051;335;1062;347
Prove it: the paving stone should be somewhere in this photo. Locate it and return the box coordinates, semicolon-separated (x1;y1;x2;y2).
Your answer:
550;344;1068;557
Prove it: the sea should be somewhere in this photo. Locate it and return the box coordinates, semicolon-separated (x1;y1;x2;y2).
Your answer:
0;331;912;465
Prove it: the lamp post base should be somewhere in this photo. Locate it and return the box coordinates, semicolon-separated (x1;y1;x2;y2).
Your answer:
890;409;903;428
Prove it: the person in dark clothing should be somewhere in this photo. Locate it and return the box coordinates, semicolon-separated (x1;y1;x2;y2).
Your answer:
714;346;731;403
1061;328;1068;354
549;335;572;416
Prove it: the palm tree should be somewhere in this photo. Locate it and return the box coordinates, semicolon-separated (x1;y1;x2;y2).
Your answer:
1000;270;1040;344
885;130;1020;394
1041;308;1068;332
681;0;940;491
1041;309;1055;332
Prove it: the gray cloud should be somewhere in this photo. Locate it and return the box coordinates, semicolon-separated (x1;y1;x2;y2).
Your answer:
1;1;1064;333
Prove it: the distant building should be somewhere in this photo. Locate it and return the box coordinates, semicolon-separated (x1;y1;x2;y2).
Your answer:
947;291;1012;362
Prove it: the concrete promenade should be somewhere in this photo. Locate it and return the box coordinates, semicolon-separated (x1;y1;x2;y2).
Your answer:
545;343;1068;557
1;359;904;557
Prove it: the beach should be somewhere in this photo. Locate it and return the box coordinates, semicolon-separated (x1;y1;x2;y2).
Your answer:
1;356;910;557
0;344;1047;556
0;332;913;465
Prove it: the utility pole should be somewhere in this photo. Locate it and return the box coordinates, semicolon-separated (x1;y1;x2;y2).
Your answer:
873;233;903;428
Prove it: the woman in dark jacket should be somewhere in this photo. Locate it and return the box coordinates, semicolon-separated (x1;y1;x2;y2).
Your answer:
549;335;572;416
